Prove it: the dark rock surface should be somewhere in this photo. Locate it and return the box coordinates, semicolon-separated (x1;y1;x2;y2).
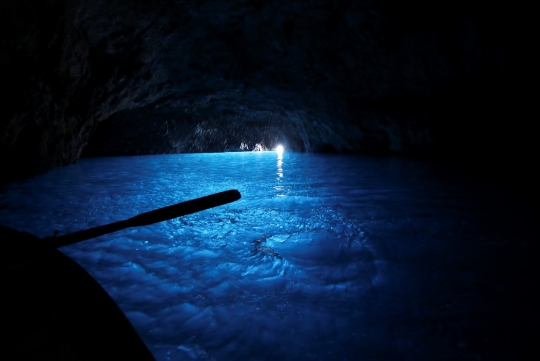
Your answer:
0;0;531;186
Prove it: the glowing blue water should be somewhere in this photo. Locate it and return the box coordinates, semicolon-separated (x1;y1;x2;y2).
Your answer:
0;153;536;360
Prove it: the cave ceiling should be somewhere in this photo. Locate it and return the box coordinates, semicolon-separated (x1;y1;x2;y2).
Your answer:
0;0;525;182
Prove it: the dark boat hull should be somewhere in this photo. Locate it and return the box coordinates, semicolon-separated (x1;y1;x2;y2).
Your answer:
1;225;154;360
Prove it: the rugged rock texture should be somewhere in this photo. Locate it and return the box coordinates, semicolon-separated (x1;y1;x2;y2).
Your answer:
0;0;530;184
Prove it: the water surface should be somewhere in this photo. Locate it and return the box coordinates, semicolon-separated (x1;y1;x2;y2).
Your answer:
0;152;536;360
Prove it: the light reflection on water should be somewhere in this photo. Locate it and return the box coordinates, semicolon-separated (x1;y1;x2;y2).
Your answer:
275;152;285;197
0;152;536;361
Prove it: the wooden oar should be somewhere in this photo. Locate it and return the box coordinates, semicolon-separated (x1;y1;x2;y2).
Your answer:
47;189;241;248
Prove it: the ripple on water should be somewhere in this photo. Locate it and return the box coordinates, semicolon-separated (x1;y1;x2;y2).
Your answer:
1;153;535;361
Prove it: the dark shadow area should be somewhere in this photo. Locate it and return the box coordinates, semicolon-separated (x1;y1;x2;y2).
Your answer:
1;225;155;360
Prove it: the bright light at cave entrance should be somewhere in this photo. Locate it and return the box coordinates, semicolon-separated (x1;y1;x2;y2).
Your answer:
276;145;284;155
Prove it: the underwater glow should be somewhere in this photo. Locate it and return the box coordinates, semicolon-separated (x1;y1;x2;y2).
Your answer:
0;153;535;361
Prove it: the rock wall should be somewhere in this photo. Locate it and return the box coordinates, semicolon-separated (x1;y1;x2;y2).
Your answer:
1;0;528;183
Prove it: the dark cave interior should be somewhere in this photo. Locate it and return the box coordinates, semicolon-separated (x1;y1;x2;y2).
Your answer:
0;2;538;360
0;0;533;195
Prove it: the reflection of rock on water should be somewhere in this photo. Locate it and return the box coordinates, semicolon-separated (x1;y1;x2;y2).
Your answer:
255;246;283;260
252;236;283;260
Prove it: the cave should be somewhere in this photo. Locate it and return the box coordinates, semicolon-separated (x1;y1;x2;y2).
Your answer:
1;0;534;185
0;1;537;360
